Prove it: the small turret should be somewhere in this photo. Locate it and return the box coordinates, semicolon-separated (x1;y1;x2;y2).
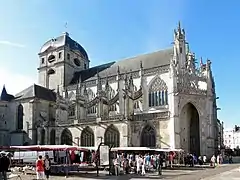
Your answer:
117;66;120;91
173;21;187;71
0;85;14;101
96;71;102;92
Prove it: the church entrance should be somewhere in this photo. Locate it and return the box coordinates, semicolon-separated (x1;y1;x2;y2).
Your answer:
140;125;156;147
179;103;200;156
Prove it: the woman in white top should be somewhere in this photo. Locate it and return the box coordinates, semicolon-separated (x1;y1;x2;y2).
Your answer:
141;156;146;175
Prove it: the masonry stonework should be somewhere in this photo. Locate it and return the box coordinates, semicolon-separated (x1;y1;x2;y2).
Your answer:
0;22;219;158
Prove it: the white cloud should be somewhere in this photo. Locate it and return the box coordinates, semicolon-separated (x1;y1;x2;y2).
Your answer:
0;67;36;95
0;40;25;48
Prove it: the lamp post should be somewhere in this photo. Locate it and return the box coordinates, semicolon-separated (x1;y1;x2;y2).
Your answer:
96;136;103;176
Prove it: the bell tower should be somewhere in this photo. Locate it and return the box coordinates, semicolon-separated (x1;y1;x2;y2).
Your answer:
37;32;89;93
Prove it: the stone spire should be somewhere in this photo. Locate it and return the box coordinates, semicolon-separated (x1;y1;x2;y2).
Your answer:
105;75;110;98
64;87;68;99
97;71;102;92
117;66;120;92
76;75;82;98
139;61;144;89
124;73;128;90
173;21;187;71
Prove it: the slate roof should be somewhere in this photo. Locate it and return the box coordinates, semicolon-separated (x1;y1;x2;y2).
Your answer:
39;32;88;59
0;86;15;101
84;48;173;81
15;84;56;102
70;62;115;84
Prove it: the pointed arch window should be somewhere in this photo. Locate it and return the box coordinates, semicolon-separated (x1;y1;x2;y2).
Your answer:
148;77;168;107
81;126;95;147
140;125;156;147
17;104;23;130
108;86;117;112
87;89;96;114
61;128;73;145
104;125;120;147
69;104;75;117
134;86;140;109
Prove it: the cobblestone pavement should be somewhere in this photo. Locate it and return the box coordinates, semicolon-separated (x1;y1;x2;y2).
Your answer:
203;166;240;180
8;164;240;180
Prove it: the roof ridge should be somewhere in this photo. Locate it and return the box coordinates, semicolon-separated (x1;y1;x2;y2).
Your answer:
113;47;173;63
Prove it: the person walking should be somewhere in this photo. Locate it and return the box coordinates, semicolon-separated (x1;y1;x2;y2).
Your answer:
157;154;163;176
36;155;45;180
44;155;51;179
0;152;10;180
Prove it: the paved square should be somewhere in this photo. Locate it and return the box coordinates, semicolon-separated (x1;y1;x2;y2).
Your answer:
8;164;240;180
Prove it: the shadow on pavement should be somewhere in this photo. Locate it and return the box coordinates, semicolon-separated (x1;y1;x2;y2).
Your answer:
58;172;191;180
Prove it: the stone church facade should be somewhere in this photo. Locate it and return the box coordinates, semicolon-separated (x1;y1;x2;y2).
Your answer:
0;23;219;157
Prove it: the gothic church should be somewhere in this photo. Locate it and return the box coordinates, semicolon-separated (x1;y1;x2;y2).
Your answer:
0;23;219;157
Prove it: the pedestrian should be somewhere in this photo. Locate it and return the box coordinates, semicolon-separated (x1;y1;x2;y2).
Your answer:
0;151;10;180
36;155;45;180
114;156;120;176
141;155;146;176
157;154;163;175
44;155;51;180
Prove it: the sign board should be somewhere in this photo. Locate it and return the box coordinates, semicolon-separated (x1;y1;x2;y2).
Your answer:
99;145;109;166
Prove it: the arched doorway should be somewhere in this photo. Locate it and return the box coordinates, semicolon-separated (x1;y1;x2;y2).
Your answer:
61;129;73;145
104;125;120;147
50;129;56;145
179;103;200;156
81;126;95;146
140;125;156;147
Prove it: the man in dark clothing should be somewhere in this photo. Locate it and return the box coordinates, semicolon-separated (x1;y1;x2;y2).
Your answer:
0;152;10;180
156;154;163;175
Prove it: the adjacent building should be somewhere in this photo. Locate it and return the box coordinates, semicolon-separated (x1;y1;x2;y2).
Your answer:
0;22;219;157
224;126;240;149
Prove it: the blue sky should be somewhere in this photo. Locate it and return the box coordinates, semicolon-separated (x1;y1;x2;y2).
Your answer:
0;0;238;128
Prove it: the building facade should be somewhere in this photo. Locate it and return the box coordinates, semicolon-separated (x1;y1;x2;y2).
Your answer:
0;23;219;157
224;126;240;149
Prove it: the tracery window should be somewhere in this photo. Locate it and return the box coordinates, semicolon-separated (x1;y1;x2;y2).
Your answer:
134;86;140;109
17;104;23;130
68;104;75;117
61;128;73;145
140;125;156;147
108;86;117;111
87;89;96;114
148;77;168;107
87;106;97;114
81;126;95;147
104;125;120;147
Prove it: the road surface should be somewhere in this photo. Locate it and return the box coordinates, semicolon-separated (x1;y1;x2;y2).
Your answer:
9;164;240;180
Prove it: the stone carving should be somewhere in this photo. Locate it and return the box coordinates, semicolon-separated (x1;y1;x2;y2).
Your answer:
123;87;143;101
177;71;207;95
149;77;167;92
133;112;169;121
108;92;119;105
